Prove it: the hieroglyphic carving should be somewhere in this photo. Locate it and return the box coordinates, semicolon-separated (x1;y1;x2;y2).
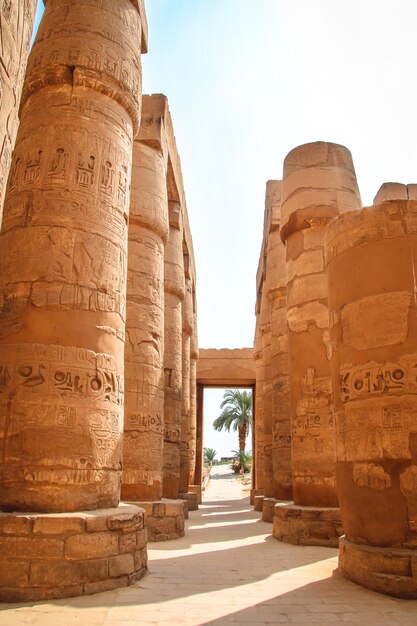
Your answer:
340;357;417;403
335;402;413;462
0;343;123;405
273;430;291;449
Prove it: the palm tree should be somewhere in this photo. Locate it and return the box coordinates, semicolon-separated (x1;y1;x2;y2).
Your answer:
204;447;217;467
213;389;252;452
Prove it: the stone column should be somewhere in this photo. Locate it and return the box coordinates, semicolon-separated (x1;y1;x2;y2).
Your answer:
261;288;274;497
179;276;192;493
0;0;38;219
253;315;265;509
274;142;361;546
262;181;292;523
188;313;198;487
122;140;168;502
326;189;417;598
0;0;148;600
195;383;204;490
163;203;184;499
178;272;198;511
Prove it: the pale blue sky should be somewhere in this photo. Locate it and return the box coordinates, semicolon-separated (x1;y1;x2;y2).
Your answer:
32;1;417;456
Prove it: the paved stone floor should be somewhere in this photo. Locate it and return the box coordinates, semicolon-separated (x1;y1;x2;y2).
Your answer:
1;465;417;625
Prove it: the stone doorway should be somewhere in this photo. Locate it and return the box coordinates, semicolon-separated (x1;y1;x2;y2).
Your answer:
195;349;256;490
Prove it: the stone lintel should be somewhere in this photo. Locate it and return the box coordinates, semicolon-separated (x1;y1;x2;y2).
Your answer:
197;348;255;387
273;503;343;548
339;536;417;599
0;505;147;602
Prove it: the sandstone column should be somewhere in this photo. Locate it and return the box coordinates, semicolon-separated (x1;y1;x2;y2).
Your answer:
253;313;265;508
121;140;168;502
188;313;199;487
195;383;204;489
273;142;361;546
0;0;149;601
260;287;274;496
0;1;38;218
179;274;192;493
163;203;184;499
262;181;292;523
326;188;417;598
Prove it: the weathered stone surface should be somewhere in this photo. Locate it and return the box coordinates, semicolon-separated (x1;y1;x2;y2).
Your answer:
126;498;185;541
326;198;417;597
254;495;264;512
0;0;146;513
250;489;264;505
109;554;135;577
373;182;408;204
273;503;342;547
340;292;411;350
262;497;279;523
179;492;198;511
339;537;417;598
65;532;119;559
0;1;37;219
0;506;147;601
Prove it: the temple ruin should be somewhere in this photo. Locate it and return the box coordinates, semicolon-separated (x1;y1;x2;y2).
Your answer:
0;0;416;607
254;142;417;598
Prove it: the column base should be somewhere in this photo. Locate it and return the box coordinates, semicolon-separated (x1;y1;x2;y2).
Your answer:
254;495;264;512
250;489;263;505
262;497;292;523
179;492;198;511
273;502;343;547
127;499;185;542
189;484;202;504
0;504;147;602
339;536;417;599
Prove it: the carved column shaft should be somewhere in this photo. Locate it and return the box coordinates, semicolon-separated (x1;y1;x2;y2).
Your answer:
254;318;265;491
327;196;417;597
189;314;198;485
0;1;38;219
265;182;292;500
122;141;168;501
327;198;417;546
281;142;361;508
163;204;184;499
0;0;145;512
260;289;274;496
179;275;193;493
